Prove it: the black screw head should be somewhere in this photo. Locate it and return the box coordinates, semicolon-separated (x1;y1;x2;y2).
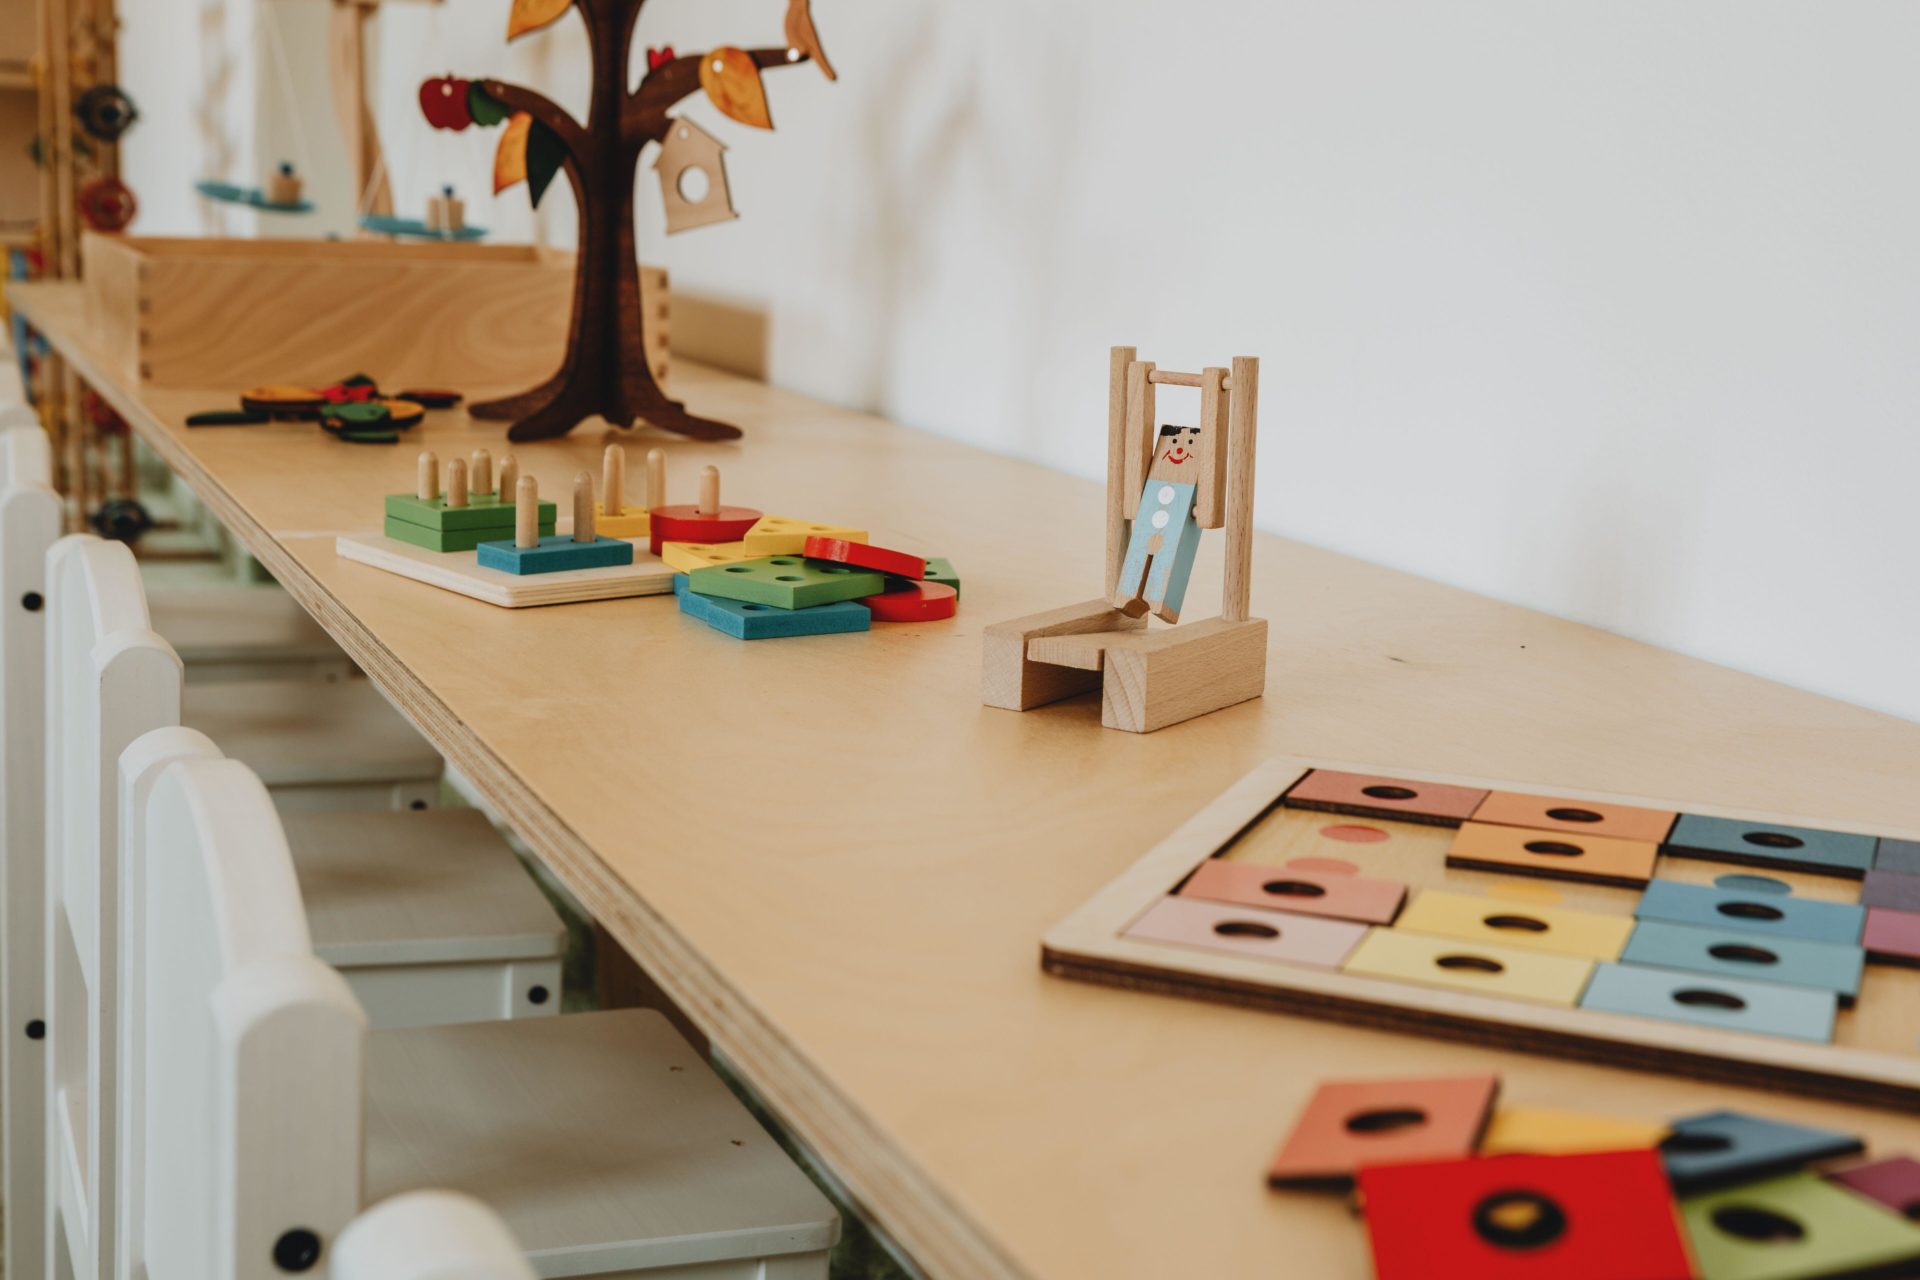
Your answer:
25;1019;44;1040
272;1228;322;1272
528;985;551;1006
409;799;428;811
21;592;42;612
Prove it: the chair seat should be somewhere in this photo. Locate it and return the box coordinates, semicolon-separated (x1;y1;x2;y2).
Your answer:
148;585;345;667
182;677;444;788
286;808;565;968
366;1011;839;1274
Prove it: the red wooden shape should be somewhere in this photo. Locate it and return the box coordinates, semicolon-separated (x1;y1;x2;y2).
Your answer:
1829;1157;1920;1217
648;505;762;555
1358;1150;1693;1280
1267;1075;1498;1189
861;580;956;623
803;535;926;579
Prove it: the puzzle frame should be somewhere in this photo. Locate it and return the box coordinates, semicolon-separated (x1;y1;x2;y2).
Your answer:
1042;755;1920;1109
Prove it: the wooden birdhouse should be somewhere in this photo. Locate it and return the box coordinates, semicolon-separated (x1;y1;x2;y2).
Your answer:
653;118;738;235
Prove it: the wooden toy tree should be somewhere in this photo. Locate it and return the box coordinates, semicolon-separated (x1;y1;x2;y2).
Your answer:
421;0;836;442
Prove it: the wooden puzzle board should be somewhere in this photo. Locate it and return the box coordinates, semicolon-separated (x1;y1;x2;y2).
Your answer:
335;532;675;607
1044;756;1920;1109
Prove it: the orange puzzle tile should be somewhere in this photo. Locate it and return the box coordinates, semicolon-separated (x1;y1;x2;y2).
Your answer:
1446;821;1659;889
1266;1074;1499;1189
1283;770;1489;828
1178;857;1406;925
1469;792;1679;844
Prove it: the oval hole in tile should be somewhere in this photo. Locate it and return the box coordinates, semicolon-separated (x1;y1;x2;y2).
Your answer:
1361;785;1418;801
1483;914;1549;933
1674;988;1747;1012
1710;1205;1805;1244
1213;920;1279;940
1544;807;1605;824
1742;830;1807;850
1436;954;1504;974
1708;943;1778;966
1473;1191;1567;1251
1343;1107;1427;1135
1661;1130;1734;1154
1261;880;1328;899
1523;840;1585;857
1717;900;1785;922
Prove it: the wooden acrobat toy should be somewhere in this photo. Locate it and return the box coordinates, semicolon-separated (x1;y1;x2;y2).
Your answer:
982;346;1267;733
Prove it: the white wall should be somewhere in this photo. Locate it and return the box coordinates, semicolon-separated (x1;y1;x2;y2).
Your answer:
119;1;1920;722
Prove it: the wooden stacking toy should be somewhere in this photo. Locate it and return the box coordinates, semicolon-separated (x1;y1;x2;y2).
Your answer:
478;473;635;575
384;450;556;552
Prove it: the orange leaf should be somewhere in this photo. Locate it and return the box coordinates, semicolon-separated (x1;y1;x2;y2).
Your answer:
698;47;773;131
494;112;531;193
506;0;569;41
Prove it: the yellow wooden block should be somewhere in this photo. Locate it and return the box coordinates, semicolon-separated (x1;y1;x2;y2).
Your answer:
660;541;755;573
1481;1106;1670;1155
595;502;650;540
1394;890;1634;961
741;516;869;556
1342;929;1594;1007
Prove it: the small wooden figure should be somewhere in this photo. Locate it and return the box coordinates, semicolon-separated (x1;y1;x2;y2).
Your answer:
594;443;651;538
424;184;466;234
982;346;1267;733
266;161;303;208
648;463;762;554
478;470;636;575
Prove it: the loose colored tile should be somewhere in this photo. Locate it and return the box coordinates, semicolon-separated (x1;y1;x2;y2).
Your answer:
674;575;870;640
647;503;762;555
1665;813;1877;879
1284;770;1489;827
1470;791;1679;844
1360;1150;1692;1280
740;516;868;556
1124;897;1367;972
660;540;754;573
919;555;960;598
1862;906;1920;965
1862;869;1920;913
1341;930;1594;1006
476;534;634;575
1178;858;1406;925
1681;1172;1920;1280
383;513;555;554
1619;921;1863;1003
1266;1074;1498;1189
1827;1157;1920;1218
1662;1112;1867;1191
1875;838;1920;875
687;555;887;610
860;579;958;623
1635;879;1864;946
1394;890;1634;961
803;534;925;579
1480;1106;1668;1156
1447;821;1659;888
1580;964;1837;1044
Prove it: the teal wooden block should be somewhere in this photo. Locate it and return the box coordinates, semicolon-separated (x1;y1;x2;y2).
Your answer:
1620;921;1863;1004
385;515;554;553
1579;962;1837;1043
1661;1110;1865;1191
674;575;869;639
1681;1173;1920;1280
385;492;557;532
477;535;633;575
1665;813;1877;878
687;556;886;610
1635;879;1864;946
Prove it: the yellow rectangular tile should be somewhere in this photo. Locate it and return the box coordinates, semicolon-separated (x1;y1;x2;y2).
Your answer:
1394;891;1634;961
661;541;755;573
1481;1105;1670;1155
1342;929;1594;1006
741;516;869;556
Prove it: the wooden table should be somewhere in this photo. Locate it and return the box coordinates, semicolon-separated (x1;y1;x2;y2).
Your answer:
17;280;1920;1279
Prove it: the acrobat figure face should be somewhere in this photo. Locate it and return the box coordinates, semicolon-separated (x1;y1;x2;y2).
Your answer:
1148;425;1204;481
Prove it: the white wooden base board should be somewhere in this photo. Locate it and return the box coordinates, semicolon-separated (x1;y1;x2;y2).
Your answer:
336;533;676;608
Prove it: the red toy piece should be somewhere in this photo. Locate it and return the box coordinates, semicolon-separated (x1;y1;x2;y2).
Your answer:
1357;1151;1692;1280
861;579;956;622
419;75;473;130
804;535;926;579
647;45;677;71
648;506;762;556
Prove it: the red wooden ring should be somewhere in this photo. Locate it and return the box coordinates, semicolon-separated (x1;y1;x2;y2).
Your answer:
804;535;926;579
860;580;957;622
648;504;762;555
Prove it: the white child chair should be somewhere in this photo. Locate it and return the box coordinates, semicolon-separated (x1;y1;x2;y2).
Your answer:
333;1193;536;1280
145;583;355;684
122;742;839;1279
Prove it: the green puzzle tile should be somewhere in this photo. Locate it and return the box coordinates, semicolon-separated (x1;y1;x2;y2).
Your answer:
385;493;558;532
687;556;886;610
384;515;555;553
1682;1173;1920;1279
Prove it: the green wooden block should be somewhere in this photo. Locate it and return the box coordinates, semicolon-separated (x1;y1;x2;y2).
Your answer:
384;493;557;532
1681;1172;1920;1279
384;515;554;553
688;556;886;610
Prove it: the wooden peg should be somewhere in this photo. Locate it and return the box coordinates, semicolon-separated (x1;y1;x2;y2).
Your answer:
496;453;518;504
445;457;469;509
603;444;626;515
1223;356;1259;622
697;465;720;515
515;475;538;548
470;448;493;496
1106;345;1136;594
646;447;666;510
1196;367;1229;529
1123;361;1155;519
573;471;596;543
416;450;439;501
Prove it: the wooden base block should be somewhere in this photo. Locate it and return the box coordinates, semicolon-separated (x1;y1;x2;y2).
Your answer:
1098;617;1267;733
336;533;674;608
980;600;1145;711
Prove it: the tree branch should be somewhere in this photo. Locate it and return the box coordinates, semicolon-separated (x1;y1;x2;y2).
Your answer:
623;47;810;139
481;80;590;158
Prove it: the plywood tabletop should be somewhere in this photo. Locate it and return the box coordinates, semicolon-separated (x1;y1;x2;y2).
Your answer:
17;280;1920;1280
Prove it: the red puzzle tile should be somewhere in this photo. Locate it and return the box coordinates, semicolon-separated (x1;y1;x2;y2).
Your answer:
1266;1075;1498;1189
1359;1150;1693;1280
1179;857;1405;925
861;579;956;622
648;504;762;555
1829;1156;1920;1217
1284;770;1489;827
804;534;926;579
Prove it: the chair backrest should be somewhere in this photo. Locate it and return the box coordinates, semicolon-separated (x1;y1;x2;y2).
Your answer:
44;534;183;1280
0;424;61;1280
332;1192;534;1280
128;749;364;1280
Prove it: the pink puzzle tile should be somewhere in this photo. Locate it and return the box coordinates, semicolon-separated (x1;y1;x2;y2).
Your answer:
1125;897;1369;970
1179;857;1406;925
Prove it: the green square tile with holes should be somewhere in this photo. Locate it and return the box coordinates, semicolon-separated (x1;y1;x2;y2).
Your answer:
688;555;887;610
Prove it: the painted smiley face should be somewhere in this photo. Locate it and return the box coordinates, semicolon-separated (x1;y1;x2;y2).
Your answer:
1159;428;1201;465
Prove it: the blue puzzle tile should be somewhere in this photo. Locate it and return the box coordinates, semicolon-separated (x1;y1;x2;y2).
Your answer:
675;575;869;640
476;535;634;575
1619;920;1863;1004
1580;963;1838;1045
1658;1109;1864;1191
1635;879;1864;946
1664;813;1877;878
1874;839;1920;876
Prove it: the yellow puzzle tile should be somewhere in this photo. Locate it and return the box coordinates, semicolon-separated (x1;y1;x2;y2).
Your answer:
1342;929;1594;1007
742;516;869;556
1394;890;1634;961
1481;1105;1670;1156
594;503;650;539
660;540;755;573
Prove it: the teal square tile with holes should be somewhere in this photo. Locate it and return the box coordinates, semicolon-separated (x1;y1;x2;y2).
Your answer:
1619;920;1863;1004
687;555;886;610
477;534;633;575
1664;813;1877;878
1578;962;1838;1043
1661;1110;1865;1191
675;575;869;639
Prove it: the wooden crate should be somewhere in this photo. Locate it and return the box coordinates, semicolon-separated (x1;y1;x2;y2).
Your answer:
80;233;669;394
